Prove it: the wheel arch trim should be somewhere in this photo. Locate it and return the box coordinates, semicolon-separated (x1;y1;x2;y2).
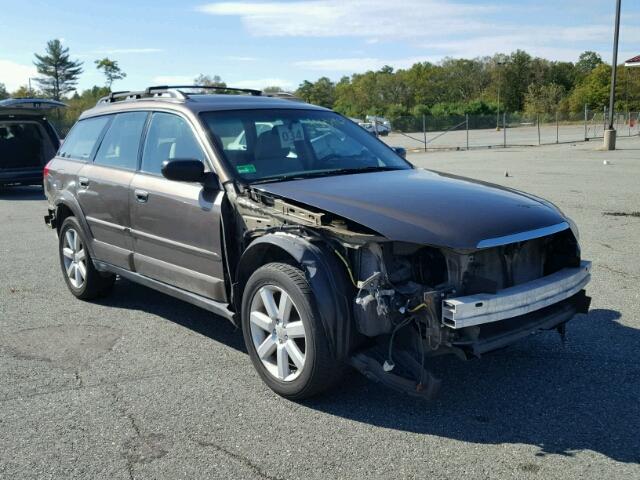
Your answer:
235;233;356;359
53;194;97;259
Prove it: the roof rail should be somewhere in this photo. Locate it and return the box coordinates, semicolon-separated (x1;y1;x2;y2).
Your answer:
96;89;184;105
96;85;262;106
146;85;262;96
97;85;262;105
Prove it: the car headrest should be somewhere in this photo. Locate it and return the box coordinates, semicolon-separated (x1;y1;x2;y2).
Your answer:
255;129;289;161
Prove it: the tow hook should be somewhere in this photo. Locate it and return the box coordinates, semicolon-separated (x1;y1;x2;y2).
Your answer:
44;209;56;229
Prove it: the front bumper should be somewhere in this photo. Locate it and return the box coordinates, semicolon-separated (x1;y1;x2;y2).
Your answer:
442;261;591;329
451;291;590;356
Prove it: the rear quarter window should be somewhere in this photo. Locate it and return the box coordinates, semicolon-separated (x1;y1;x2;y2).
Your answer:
58;116;110;161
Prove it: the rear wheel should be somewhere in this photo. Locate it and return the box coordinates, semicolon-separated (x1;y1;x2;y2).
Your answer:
58;216;114;299
241;262;343;399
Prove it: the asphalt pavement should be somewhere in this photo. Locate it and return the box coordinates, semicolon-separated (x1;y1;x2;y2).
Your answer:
1;138;639;479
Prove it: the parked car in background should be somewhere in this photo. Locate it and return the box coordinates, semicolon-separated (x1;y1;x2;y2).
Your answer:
353;116;391;136
44;85;591;400
0;98;65;187
366;115;391;136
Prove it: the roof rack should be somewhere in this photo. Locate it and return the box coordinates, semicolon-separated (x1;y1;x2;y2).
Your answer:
263;91;304;102
96;85;262;106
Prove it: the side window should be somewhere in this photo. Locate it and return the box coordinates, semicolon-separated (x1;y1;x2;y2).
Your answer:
94;112;148;170
141;113;205;175
58;116;110;161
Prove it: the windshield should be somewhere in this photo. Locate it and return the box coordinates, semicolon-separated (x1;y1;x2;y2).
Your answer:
200;109;411;183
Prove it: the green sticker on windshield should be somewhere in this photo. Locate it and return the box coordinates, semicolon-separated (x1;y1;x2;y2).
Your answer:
237;164;257;174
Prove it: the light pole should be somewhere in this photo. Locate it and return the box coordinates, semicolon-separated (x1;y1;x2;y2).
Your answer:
496;60;505;131
604;0;622;150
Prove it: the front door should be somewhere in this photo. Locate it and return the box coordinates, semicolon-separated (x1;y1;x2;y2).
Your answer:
76;111;148;269
129;112;226;301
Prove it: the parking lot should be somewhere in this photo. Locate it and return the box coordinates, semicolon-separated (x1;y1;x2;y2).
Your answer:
385;122;640;151
1;138;639;479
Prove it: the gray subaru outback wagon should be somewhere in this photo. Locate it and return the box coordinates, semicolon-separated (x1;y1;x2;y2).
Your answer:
45;86;591;399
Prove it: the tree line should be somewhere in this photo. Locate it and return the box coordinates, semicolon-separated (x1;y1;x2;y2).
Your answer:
1;41;638;133
295;50;640;121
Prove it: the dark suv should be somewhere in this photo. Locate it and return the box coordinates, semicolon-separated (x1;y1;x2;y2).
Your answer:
44;86;591;399
0;98;65;186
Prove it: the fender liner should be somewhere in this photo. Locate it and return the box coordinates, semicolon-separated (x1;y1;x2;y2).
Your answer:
236;232;357;360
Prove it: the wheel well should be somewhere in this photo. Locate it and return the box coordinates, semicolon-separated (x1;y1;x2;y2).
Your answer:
56;203;74;234
234;243;299;310
235;235;358;359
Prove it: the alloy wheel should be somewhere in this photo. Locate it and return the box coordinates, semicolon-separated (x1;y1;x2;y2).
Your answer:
249;285;307;382
62;228;87;289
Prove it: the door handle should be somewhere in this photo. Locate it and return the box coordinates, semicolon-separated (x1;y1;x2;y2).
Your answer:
78;177;89;188
134;189;149;203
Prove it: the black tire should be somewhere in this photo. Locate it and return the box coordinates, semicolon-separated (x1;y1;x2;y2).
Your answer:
58;216;115;300
241;262;343;400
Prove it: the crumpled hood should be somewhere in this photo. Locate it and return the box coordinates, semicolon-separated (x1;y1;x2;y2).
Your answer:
256;169;568;249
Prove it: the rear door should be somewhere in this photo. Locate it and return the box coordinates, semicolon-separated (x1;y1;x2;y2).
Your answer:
76;111;148;269
129;111;226;301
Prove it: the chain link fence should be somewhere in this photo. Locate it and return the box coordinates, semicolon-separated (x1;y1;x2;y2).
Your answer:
384;106;640;151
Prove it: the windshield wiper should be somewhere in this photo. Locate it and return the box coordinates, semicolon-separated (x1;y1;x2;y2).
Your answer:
248;166;405;185
307;165;404;177
249;174;312;184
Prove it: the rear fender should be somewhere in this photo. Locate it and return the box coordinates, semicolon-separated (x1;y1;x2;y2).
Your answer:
53;193;96;259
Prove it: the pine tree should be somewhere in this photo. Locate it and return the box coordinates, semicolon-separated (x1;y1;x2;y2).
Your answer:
34;39;83;100
95;58;126;89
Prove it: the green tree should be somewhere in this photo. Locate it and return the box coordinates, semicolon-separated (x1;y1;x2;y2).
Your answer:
33;39;83;100
438;58;490;103
546;61;578;92
194;74;226;87
0;83;8;100
94;58;126;88
500;50;534;112
576;51;603;77
568;63;611;111
11;85;37;98
295;77;335;108
404;62;439;106
262;86;284;94
524;83;566;115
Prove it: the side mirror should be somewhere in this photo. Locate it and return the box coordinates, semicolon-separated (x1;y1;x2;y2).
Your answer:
391;146;407;159
161;159;218;189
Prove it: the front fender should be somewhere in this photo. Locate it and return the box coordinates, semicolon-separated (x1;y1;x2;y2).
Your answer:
236;232;357;360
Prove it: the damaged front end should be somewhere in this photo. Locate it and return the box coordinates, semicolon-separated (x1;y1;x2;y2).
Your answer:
348;231;591;398
229;185;591;400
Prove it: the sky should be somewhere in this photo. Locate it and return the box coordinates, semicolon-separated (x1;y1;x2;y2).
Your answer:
0;0;639;93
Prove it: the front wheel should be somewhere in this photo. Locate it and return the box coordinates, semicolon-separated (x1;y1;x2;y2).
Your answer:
241;262;343;399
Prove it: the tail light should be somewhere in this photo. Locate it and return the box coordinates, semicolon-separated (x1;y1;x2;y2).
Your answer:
43;159;53;179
